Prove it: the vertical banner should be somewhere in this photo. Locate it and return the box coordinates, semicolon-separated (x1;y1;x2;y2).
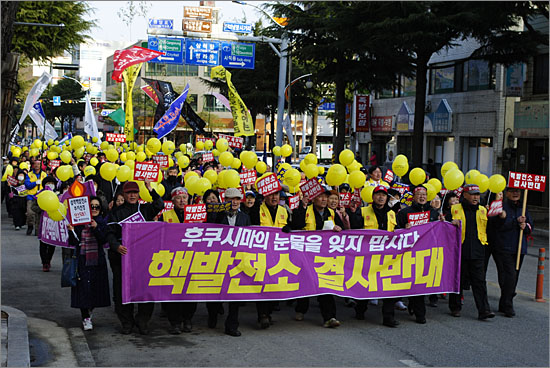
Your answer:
355;94;370;132
122;63;143;141
210;66;254;137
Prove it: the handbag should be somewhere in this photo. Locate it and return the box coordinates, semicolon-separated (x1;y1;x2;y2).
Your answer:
61;246;80;288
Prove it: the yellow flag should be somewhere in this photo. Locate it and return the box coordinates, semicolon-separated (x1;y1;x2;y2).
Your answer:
122;63;143;141
210;66;254;137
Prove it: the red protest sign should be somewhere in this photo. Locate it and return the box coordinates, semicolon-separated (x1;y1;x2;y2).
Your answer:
240;169;257;186
355;94;370;132
184;204;207;223
160;200;174;215
105;133;126;142
133;162;160;181
300;178;325;200
256;173;282;196
407;211;430;226
219;133;244;149
152;154;169;168
202;152;214;162
487;200;503;217
196;136;216;144
67;196;92;226
508;171;546;192
339;192;352;208
6;175;18;187
384;169;394;183
289;194;300;210
48;159;61;169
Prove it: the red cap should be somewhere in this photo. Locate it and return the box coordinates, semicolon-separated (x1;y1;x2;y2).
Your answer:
373;185;388;194
122;181;139;193
463;184;480;194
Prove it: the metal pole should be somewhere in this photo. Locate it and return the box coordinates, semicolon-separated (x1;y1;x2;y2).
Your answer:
275;33;288;149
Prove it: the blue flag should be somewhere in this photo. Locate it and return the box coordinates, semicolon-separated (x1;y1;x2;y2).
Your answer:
153;84;189;139
33;101;46;118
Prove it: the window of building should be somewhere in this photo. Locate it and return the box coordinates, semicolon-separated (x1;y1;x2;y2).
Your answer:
106;71;115;86
204;66;213;77
188;94;198;111
402;76;416;96
145;63;198;77
466;59;491;91
431;65;455;94
203;94;229;112
533;53;549;94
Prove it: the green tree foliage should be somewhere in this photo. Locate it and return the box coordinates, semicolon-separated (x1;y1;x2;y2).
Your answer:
12;1;94;63
41;78;86;133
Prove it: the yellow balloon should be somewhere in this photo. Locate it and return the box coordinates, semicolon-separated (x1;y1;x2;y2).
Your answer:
349;170;366;189
125;160;135;170
231;158;241;169
339;149;354;166
126;151;136;161
318;166;325;176
326;164;347;187
92;137;98;143
284;168;301;187
361;186;374;203
71;135;85;150
116;165;132;182
195;178;212;196
304;153;318;165
162;141;175;155
146;138;161;154
255;161;267;175
304;164;319;180
48;202;67;221
154;182;165;197
185;176;200;195
5;165;14;176
179;144;187;154
56;165;73;181
74;147;85;159
441;161;459;179
427;178;442;193
29;148;39;157
272;146;281;157
90;157;99;166
60;150;72;164
37;190;60;212
136;152;147;162
281;144;293;157
444;168;464;191
219;151;234;167
224;169;241;188
139;183;153;202
347;160;361;173
100;141;109;151
204;169;218;184
184;171;199;183
34;139;43;149
424;183;437;201
241;151;258;169
99;162;117;181
409;167;426;186
475;174;490;193
12;147;21;157
83;166;96;177
218;170;227;189
488;174;506;193
47;151;58;160
204;140;214;151
212;148;220;157
105;148;118;163
392;155;409;177
216;138;229;152
196;141;205;151
465;169;480;185
178;155;190;169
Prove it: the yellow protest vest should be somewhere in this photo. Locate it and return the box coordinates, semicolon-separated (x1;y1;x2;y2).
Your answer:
27;171;47;195
361;205;396;232
304;205;335;231
162;209;180;223
260;203;288;228
451;203;488;245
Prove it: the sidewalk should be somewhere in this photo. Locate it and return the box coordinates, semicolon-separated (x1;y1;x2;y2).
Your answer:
1;306;30;367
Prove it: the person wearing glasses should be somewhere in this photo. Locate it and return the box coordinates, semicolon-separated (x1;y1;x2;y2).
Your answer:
66;197;111;331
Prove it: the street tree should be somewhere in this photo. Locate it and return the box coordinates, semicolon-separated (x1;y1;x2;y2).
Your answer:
42;78;85;136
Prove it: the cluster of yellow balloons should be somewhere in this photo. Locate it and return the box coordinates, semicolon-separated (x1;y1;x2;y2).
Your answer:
36;190;67;221
272;144;293;158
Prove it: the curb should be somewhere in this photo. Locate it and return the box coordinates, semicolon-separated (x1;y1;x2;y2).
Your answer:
2;306;30;367
68;328;96;367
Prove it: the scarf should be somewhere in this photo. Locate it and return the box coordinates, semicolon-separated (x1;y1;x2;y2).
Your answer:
80;225;98;266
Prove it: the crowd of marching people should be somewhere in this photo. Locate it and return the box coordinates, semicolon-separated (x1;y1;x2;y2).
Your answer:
1;137;534;337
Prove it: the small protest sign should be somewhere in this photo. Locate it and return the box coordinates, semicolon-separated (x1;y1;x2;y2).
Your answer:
256;173;282;196
487;200;503;217
289;194;300;210
152;155;169;168
105;133;126;142
299;178;324;200
134;162;160;181
407;211;430;226
67;196;92;226
184;204;207;223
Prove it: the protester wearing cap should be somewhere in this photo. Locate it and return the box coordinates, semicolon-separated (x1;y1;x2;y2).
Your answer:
396;184;445;322
291;186;344;328
241;190;260;225
105;179;164;335
356;185;400;327
448;184;495;320
489;186;533;317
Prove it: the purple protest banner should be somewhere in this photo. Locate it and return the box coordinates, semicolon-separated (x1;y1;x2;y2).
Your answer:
122;221;461;303
37;211;73;248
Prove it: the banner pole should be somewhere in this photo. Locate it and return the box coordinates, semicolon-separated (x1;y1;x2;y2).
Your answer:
516;189;528;270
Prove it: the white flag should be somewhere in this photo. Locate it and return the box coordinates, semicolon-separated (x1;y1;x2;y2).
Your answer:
29;101;58;141
84;93;100;141
9;71;52;144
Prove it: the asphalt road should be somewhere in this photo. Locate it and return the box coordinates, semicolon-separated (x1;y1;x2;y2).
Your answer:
1;207;548;367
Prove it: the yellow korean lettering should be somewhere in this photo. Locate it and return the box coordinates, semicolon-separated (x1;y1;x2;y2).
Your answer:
229;252;266;282
345;256;370;289
318;274;345;291
148;277;185;294
433;247;444;287
268;254;301;276
415;248;444;287
169;251;194;277
187;274;225;294
190;251;220;273
215;251;236;273
227;279;262;293
313;256;345;274
149;250;174;277
264;276;299;292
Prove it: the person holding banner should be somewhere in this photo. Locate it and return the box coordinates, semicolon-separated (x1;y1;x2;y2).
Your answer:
160;187;196;334
291;188;344;328
448;184;495;320
396;185;445;323
67;197;111;331
355;186;400;327
489;187;533;317
105;180;164;335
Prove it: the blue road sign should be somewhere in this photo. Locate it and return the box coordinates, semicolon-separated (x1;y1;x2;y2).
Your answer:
148;18;173;30
185;39;220;66
147;36;183;64
220;42;255;70
223;22;253;34
53;96;61;106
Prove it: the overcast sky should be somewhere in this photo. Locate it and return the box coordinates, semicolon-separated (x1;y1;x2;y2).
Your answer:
86;1;263;42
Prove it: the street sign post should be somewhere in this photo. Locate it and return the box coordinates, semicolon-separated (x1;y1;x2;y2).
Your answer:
148;18;174;30
182;19;212;33
185;39;220;66
220;42;255;69
184;6;213;19
223;22;253;34
147;36;183;64
53;96;61;106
